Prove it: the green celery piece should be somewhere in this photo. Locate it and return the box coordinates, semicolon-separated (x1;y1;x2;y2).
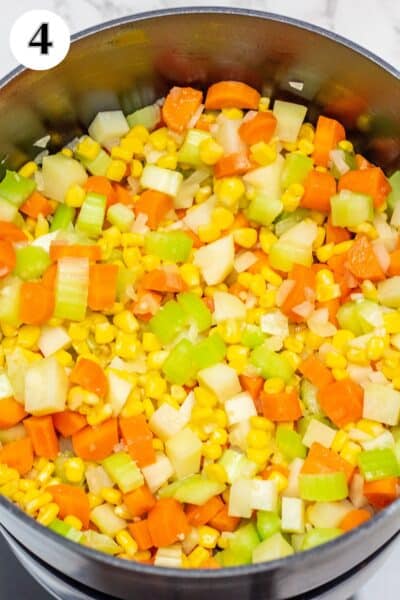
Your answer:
301;528;342;550
241;324;265;348
228;523;260;565
76;192;106;238
218;449;258;483
216;548;247;567
192;333;226;370
14;246;51;280
54;257;89;321
116;265;135;301
127;104;160;130
299;472;348;502
81;530;120;555
102;451;144;493
81;149;112;177
250;345;294;382
252;532;294;563
281;153;313;189
149;300;187;344
0;170;36;207
256;511;281;541
177;291;212;332
300;380;323;416
274;209;310;237
0;277;21;326
178;129;211;167
50;204;75;232
276;425;307;460
358;448;399;482
387;171;400;215
49;518;83;543
162;339;197;385
145;231;192;262
157;479;183;499
246;193;283;226
107;203;135;232
173;475;225;505
330;190;373;228
269;241;312;272
336;301;364;336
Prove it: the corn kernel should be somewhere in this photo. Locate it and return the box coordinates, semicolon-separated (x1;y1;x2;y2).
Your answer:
101;487;122;505
217;533;231;549
106;159;126;182
61;148;73;158
111;145;133;162
355;222;377;239
297;139;314;155
147;350;168;370
215;177;245;206
145;374;167;400
115;530;138;556
258;97;270;111
214;408;228;428
65;184;86;207
149;127;169;151
157;154;178;170
114;504;132;520
188;546;210;567
194;386;218;409
261;266;282;287
259;229;277;253
26;492;53;515
333;241;354;255
199;138;224;165
64;458;85;483
299;123;315;141
332;330;354;351
64;515;83;531
113;310;139;334
18;161;37;178
331;430;349;453
250;416;274;431
218;319;243;344
204;463;228;484
68;323;89;342
247;428;270;449
76;136;101;161
121;397;144;418
263;377;285;394
357;419;384;437
198;222;221;243
115;331;139;359
384;313;400;334
338;140;354;153
88;493;102;509
267;471;288;492
316;243;335;263
346;347;368;365
233;227;257;248
34;214;49;237
202;443;223;460
198;525;219;549
222;108;243;120
247;447;271;467
179;263;200;288
283;335;304;354
128;125;150;143
340;441;362;465
17;325;40;349
212;206;234;230
259;289;276;308
366;337;386;361
36;503;59;526
250;141;277;166
325;351;347;370
129;159;143;178
95;322;116;344
142;332;161;353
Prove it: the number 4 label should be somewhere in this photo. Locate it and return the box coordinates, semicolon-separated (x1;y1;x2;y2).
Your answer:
10;10;70;70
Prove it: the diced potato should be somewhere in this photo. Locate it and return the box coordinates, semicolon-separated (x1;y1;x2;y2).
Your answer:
42;154;87;203
90;503;127;537
38;326;71;357
142;452;174;492
363;383;400;426
24;356;68;415
165;427;202;479
213;291;246;323
88;111;129;146
307;501;353;529
281;497;305;533
149;403;189;441
194;235;234;285
225;392;257;425
250;479;278;511
183;196;216;233
302;419;337;449
198;363;241;402
107;371;133;416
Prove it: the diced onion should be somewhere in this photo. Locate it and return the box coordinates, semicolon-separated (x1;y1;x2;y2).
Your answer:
372;240;390;272
276;279;295;306
329;149;350;175
187;104;204;129
307;308;337;337
234;251;257;273
131;212;149;233
292;301;314;318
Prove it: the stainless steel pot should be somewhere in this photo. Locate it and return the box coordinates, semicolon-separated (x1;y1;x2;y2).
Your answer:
0;8;399;600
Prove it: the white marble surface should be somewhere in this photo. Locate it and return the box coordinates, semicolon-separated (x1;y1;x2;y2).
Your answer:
0;1;399;599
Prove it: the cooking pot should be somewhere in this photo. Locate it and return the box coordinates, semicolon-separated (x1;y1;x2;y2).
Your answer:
0;7;399;600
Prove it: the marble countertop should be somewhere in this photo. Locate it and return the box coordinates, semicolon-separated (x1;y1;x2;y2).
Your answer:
0;1;399;599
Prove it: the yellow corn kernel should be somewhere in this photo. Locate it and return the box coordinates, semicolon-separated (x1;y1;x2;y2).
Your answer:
360;280;378;301
0;480;19;498
106;159;126;182
214;408;228;428
299;123;315;142
142;332;161;353
217;534;230;549
316;269;334;286
115;530;138;556
63;515;83;531
68;323;88;342
237;272;252;288
222;108;243;120
129;159;142;178
111;145;133;162
247;447;271;467
267;471;288;492
120;135;144;156
383;312;400;334
114;504;132;520
250;416;274;431
65;184;86;208
227;345;248;364
145;374;167;400
198;222;221;243
179;263;200;288
152;438;164;451
282;183;305;212
198;525;219;549
95;322;116;344
209;428;228;446
157;154;178;170
121;396;144;418
0;466;20;485
188;546;210;568
346;347;368;365
332;368;348;380
297;139;314;155
87;493;102;509
263;377;285;394
332;330;355;351
331;430;348;453
340;441;362;465
355;222;377;239
247;307;264;324
216;177;245;206
218;319;243;344
18;479;36;492
259;289;276;309
36;503;60;526
115;331;139;359
261;266;282;287
26;492;53;515
366;337;386;361
87;403;113;426
338;140;354;153
37;462;55;486
101;487;122;505
357;419;384;437
149;127;169;151
258;97;270;111
333;241;354;255
18;161;37;178
281;350;301;370
283;336;304;354
141;254;161;272
250;141;277;166
61;148;73;158
199;138;224;165
34;214;49;237
128;125;149;143
313;227;326;250
143;397;155;419
316;243;335;263
202;443;223;460
147;350;168;370
325;351;347;370
17;325;40;349
247;428;270;449
170;385;186;404
233;227;257;249
64;458;85;483
282;141;297;152
194;386;218;408
76;136;100;161
212;206;234;230
113;310;139;334
204;463;228;484
259;229;277;253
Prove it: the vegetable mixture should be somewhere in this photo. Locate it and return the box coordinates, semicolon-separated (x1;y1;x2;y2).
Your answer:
0;80;399;568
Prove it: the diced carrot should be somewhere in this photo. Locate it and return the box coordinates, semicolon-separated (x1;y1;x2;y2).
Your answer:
229;212;250;231
339;509;371;532
134;190;173;229
20;281;54;325
318;379;363;427
128;519;153;550
229;282;246;296
205;81;260;110
239;112;277;145
0;240;16;278
183;229;203;248
0;221;27;242
318;297;340;327
261;464;289;480
70;357;108;398
312;115;346;167
261;390;302;421
239;375;264;402
124;485;156;518
209;505;240;532
300;170;337;212
301;442;354;482
281;264;316;323
195;116;211;132
162;86;203;132
131;291;162;320
214;152;252;179
338;167;391;208
72;419;118;461
148;498;190;547
346;235;385;281
355;154;372;170
52;411;87;438
84;176;116;207
88;263;118;311
140;268;187;293
49;243;101;261
119;415;155;468
24;416;59;460
186;496;224;527
47;484;90;528
0;398;27;429
299;355;334;389
42;264;57;290
0;437;33;475
325;217;351;244
113;184;134;207
363;477;398;509
20;191;53;219
388;249;400;276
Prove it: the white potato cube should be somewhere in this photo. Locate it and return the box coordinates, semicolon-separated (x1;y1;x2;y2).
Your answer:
307;500;353;529
260;310;289;338
302;419;337;449
281;497;305;533
142;452;174;492
250;479;278;511
273;100;307;143
0;373;14;400
38;326;71;357
283;458;304;498
88;110;129;145
194;235;234;285
363;382;400;425
228;478;253;518
165;427;202;479
107;371;133;416
25;357;67;415
225;392;257;425
149;403;188;440
183;196;216;233
42;154;88;203
198;363;241;402
213;292;247;323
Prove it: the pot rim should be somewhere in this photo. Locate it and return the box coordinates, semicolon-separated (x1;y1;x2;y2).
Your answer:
0;4;399;581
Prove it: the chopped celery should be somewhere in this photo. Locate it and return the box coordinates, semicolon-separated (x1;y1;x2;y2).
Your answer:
14;246;51;280
149;300;187;344
116;265;135;301
50;204;75;232
299;472;348;502
256;511;281;540
275;208;310;237
377;276;400;308
102;451;144;493
165;427;202;479
362;383;400;426
178;129;211;166
228;523;260;565
145;231;192;262
0;199;18;222
54;257;89;321
24;356;68;416
387;170;400;215
90;503;127;537
252;532;294;563
154;546;183;568
250;345;294;382
107;203;135;232
276;425;307;460
0;170;36;206
81;530;120;555
81;149;112;176
173;475;225;505
0;276;21;325
300;379;322;416
177;291;212;332
269;240;312;272
162;339;196;385
157;479;183;499
273;100;307;142
281;153;313;189
358;448;399;481
49;518;83;543
246;192;283;226
219;449;258;483
336;301;364;336
42;154;88;203
141;165;183;197
241;324;265;348
330;190;373;227
127;104;160;130
76;192;106;238
192;333;226;370
301;528;342;550
88;110;129;145
216;549;247;567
